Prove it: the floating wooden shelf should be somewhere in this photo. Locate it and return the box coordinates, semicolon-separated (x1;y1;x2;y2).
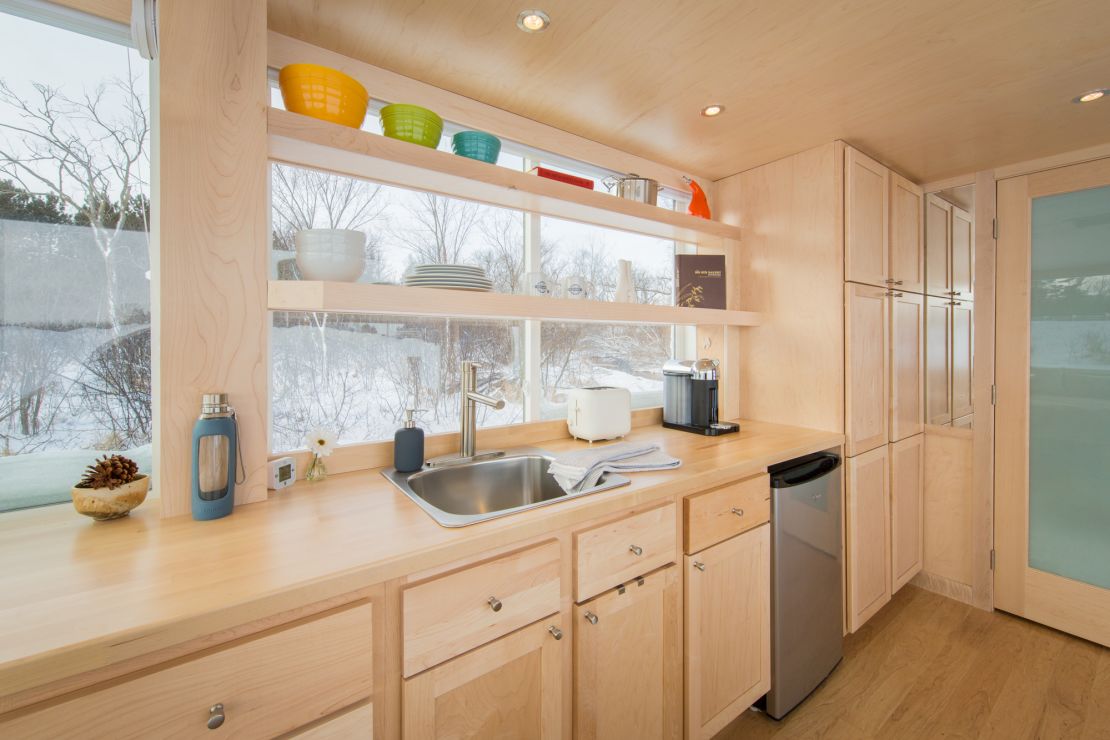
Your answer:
268;281;761;327
267;108;743;249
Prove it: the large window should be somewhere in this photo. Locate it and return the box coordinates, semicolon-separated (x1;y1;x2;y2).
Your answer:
0;12;151;512
270;164;691;451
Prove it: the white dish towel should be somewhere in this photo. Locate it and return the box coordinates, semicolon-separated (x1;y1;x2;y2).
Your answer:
549;442;681;493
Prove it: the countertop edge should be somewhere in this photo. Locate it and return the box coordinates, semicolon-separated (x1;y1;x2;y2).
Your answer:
0;425;844;708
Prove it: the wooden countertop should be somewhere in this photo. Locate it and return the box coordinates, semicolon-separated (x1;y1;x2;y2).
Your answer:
0;419;842;703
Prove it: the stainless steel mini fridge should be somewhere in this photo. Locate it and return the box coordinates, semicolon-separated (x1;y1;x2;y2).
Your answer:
763;451;844;719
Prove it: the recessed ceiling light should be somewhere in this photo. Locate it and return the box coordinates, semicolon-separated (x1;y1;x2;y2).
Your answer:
517;10;550;32
1073;89;1107;103
701;104;725;117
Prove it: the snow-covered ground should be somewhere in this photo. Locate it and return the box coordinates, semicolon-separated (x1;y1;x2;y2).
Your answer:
0;444;152;512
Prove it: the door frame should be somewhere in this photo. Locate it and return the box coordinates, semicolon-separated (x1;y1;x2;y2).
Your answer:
994;156;1110;647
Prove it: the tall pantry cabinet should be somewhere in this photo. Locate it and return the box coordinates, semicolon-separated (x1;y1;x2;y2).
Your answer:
924;195;974;428
843;148;925;633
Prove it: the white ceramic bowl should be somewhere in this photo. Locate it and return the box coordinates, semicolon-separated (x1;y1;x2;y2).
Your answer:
295;229;366;282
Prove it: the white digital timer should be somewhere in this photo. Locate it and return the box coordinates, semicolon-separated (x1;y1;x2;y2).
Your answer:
267;456;297;490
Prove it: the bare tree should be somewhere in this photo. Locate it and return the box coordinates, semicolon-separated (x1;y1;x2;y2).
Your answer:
473;210;526;293
394;193;481;266
270;164;385;252
0;76;149;333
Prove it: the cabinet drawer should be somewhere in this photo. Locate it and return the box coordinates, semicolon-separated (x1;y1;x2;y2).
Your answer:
403;540;561;677
575;502;677;602
684;473;770;554
0;602;373;740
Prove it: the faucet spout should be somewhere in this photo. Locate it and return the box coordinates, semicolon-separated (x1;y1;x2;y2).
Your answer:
467;391;506;410
455;361;505;461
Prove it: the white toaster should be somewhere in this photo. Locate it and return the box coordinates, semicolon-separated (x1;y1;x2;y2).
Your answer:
567;387;632;442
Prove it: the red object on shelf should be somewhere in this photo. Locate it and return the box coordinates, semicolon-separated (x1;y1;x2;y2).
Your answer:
532;166;595;190
684;176;712;219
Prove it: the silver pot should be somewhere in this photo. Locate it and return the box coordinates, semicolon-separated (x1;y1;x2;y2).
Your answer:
603;173;659;205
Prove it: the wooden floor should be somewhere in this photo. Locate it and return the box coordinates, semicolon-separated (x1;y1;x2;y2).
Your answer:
719;585;1110;740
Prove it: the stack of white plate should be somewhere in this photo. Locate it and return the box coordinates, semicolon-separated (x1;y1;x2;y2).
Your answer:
403;264;493;292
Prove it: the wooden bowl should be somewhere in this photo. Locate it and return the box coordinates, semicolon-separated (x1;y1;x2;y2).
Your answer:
71;475;150;521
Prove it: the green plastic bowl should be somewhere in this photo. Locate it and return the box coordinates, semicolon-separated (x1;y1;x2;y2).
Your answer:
452;130;502;163
380;104;443;148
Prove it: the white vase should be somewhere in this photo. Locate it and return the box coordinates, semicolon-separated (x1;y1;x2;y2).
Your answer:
615;259;635;303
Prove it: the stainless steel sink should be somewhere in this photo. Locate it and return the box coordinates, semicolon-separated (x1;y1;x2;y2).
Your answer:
382;447;630;527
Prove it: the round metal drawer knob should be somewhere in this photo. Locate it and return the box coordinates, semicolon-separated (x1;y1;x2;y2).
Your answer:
731;507;745;517
693;561;706;572
584;611;599;625
488;596;503;612
629;544;643;556
207;703;225;730
548;625;563;640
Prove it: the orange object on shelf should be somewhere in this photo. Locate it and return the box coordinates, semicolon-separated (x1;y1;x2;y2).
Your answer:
279;64;369;129
684;176;712;219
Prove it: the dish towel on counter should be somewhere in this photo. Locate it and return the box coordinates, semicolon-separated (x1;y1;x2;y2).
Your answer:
549;442;681;493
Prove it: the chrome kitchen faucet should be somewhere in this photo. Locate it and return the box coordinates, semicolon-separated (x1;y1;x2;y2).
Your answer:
426;361;506;467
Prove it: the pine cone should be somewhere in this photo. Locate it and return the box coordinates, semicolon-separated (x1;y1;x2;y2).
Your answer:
79;454;140;490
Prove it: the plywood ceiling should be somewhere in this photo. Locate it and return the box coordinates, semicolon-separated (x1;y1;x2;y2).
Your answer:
268;0;1110;183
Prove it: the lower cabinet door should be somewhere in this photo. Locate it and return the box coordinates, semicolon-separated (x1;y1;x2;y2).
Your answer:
890;434;925;593
402;616;565;740
574;565;682;740
846;445;892;632
685;525;771;740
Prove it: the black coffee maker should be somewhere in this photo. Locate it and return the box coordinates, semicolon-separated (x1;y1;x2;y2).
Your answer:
662;359;740;436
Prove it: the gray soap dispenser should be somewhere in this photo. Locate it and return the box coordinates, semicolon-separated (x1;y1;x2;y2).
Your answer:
393;409;425;473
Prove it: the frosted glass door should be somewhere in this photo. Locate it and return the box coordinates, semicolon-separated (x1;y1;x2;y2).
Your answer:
1029;185;1110;589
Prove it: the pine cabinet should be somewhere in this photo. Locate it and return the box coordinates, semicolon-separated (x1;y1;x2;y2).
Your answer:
889;173;925;294
925;195;952;298
684;525;771;740
845;445;890;633
951;206;974;301
574;566;682;740
845;147;890;288
890;290;925;441
402;616;565;740
845;283;890;455
925;295;953;426
890;434;924;593
952;299;974;420
846;148;923;293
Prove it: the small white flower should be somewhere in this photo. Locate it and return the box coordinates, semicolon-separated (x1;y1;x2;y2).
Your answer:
305;427;337;457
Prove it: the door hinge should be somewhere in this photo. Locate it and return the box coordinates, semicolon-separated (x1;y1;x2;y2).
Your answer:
990;549;996;571
991;384;997;406
992;218;998;239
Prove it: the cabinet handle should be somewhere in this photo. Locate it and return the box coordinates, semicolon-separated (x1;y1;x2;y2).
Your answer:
693;561;705;571
948;300;962;306
584;611;599;625
629;544;643;556
885;279;903;285
207;703;225;730
730;507;745;517
548;625;563;640
886;291;904;297
487;596;502;612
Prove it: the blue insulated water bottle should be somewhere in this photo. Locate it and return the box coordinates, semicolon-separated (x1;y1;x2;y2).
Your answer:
191;393;240;520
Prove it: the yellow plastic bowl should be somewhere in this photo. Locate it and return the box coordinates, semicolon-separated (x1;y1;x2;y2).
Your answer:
279;64;369;129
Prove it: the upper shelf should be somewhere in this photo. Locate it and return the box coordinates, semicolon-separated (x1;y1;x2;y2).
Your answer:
267;108;743;249
269;281;761;327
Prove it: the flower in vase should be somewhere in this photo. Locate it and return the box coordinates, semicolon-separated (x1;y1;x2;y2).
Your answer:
305;427;337;457
304;427;337;483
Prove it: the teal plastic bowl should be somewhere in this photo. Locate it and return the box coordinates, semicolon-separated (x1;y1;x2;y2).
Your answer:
452;130;502;163
380;104;443;148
